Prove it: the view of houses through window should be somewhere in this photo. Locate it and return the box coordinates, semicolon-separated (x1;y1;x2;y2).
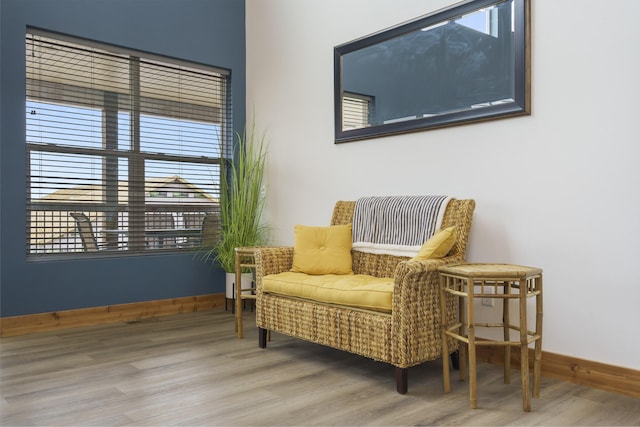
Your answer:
26;31;230;256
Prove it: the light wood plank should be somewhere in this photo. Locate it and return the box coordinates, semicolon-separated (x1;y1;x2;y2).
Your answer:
2;311;639;426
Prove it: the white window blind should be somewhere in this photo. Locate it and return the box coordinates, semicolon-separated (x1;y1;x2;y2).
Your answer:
26;30;231;255
342;92;372;130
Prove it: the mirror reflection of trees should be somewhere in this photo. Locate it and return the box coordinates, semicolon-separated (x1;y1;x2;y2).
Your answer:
335;0;529;142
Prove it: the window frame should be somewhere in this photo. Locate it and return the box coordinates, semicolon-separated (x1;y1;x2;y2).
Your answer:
26;29;232;258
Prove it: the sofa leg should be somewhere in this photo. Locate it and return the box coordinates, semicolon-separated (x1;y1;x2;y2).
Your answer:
450;350;460;370
396;367;408;394
258;328;268;348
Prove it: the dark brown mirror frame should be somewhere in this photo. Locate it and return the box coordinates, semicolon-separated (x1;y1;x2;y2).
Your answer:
334;0;530;143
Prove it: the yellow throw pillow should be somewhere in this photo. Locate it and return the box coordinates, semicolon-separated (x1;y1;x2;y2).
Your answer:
411;226;457;260
291;224;353;275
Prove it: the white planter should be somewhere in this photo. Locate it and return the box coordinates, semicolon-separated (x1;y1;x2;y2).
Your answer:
225;272;253;299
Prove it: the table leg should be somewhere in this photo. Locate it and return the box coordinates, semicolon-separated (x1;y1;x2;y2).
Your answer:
440;276;451;393
459;280;467;382
235;251;244;339
519;277;531;412
534;275;543;398
503;280;511;384
467;278;477;409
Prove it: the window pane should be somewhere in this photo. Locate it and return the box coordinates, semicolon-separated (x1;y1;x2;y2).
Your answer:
29;151;104;201
140;115;221;158
27;101;103;149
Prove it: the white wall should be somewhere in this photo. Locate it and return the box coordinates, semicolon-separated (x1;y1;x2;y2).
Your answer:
246;0;640;370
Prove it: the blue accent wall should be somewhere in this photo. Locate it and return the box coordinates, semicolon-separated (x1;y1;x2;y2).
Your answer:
0;0;245;317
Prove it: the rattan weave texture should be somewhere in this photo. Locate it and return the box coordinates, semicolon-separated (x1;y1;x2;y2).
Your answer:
255;199;475;369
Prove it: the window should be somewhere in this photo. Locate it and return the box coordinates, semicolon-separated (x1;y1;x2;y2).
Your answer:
342;92;373;130
455;5;503;37
26;30;231;256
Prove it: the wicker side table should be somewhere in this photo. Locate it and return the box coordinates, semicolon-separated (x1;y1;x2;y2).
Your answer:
438;263;543;411
234;246;258;339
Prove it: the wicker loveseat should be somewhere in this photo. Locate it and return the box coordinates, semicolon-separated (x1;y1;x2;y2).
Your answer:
253;198;475;393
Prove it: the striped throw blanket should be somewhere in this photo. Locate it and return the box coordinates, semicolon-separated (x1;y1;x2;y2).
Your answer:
352;195;451;257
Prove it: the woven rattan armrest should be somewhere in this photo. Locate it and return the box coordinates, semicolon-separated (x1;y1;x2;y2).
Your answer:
254;246;294;292
392;257;450;314
389;256;462;365
395;255;462;278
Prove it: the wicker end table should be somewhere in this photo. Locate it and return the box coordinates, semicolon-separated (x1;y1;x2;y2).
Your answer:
438;263;543;411
234;246;259;339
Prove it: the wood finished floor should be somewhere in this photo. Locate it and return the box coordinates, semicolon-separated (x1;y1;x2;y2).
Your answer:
1;310;639;426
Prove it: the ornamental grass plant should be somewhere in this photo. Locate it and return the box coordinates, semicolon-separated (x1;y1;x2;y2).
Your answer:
204;121;269;273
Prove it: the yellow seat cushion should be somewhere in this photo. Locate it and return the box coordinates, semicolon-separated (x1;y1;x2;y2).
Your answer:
262;271;394;313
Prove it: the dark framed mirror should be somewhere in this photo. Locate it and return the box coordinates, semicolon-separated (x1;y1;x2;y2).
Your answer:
334;0;530;143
